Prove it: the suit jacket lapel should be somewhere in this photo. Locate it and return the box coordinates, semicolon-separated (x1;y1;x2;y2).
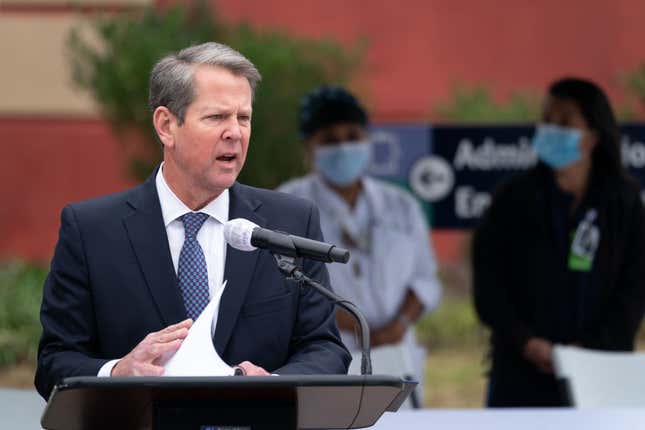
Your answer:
123;171;187;326
214;183;265;355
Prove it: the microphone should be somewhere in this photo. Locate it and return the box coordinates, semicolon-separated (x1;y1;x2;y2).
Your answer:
224;217;372;375
223;218;350;264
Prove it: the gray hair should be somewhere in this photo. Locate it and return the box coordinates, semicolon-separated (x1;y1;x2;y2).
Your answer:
148;42;261;124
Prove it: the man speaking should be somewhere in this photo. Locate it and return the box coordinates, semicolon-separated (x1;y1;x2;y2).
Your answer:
35;42;350;400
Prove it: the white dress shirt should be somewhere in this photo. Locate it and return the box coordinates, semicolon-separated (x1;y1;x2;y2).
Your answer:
98;164;229;376
156;164;229;297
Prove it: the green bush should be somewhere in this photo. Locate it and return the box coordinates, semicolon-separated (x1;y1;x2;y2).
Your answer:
68;2;361;187
434;78;638;124
434;83;540;123
415;294;486;349
0;261;47;367
622;63;645;106
619;64;645;121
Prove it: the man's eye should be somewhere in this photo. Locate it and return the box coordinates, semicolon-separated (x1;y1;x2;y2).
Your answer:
208;114;224;120
239;115;251;122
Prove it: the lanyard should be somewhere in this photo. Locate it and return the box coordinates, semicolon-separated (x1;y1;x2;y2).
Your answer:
312;178;377;283
312;177;376;253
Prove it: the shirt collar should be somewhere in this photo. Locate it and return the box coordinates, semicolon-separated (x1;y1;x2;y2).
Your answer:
156;163;229;227
313;173;370;215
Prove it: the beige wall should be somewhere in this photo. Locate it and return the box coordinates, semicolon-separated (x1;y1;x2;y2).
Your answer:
0;0;150;116
2;0;150;7
0;14;98;116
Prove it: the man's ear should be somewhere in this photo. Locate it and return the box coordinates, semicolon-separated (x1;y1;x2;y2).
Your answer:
303;139;315;170
153;106;177;148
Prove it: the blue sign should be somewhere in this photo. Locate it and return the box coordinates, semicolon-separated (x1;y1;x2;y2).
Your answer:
369;124;645;229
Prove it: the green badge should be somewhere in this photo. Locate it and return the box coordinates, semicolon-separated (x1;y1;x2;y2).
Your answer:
568;209;599;272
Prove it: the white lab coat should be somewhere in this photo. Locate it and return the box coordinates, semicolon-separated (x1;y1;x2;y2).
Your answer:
278;174;442;405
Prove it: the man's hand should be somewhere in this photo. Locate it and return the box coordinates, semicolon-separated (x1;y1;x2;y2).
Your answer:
370;290;422;348
236;361;270;376
523;337;554;374
371;318;407;347
111;319;193;376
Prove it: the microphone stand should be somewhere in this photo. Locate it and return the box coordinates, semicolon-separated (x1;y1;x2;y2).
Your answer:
273;253;373;375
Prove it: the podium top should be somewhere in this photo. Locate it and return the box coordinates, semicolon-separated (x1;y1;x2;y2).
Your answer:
56;374;406;390
42;375;416;430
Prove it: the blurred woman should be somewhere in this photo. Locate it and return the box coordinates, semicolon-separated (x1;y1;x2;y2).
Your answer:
473;77;645;407
278;85;442;405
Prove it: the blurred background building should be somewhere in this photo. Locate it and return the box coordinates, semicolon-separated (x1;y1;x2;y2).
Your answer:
3;0;645;407
4;0;645;262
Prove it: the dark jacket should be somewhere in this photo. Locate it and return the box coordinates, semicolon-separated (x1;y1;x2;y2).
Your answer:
473;165;645;406
35;172;350;400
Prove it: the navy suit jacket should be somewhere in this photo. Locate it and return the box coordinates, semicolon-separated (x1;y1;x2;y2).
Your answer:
35;172;350;399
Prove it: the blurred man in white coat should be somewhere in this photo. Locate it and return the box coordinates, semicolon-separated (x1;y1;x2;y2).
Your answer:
278;85;442;406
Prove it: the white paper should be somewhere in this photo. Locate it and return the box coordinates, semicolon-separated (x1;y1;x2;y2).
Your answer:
162;281;234;376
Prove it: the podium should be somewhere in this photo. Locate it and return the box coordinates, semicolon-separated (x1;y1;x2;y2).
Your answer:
41;375;416;429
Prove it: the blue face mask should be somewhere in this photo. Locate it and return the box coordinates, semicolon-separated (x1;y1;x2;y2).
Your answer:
532;124;582;169
314;140;371;186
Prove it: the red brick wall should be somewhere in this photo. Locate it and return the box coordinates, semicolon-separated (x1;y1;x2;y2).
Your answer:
215;0;645;121
0;118;135;263
5;0;645;263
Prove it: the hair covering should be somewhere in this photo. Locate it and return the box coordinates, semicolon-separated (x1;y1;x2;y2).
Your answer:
298;85;368;138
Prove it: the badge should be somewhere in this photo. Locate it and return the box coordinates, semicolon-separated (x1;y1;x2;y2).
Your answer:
568;209;600;272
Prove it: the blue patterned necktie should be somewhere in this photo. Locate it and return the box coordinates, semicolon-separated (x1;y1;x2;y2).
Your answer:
178;212;210;320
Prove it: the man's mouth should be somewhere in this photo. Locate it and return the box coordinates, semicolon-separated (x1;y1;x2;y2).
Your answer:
216;154;236;162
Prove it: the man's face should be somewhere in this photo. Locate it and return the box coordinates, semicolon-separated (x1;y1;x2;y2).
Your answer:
164;64;252;197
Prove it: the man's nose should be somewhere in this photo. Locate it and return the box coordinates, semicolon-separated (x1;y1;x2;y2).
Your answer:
223;118;243;141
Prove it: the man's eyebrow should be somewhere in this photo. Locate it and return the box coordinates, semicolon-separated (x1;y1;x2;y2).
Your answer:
198;105;252;113
198;105;227;113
